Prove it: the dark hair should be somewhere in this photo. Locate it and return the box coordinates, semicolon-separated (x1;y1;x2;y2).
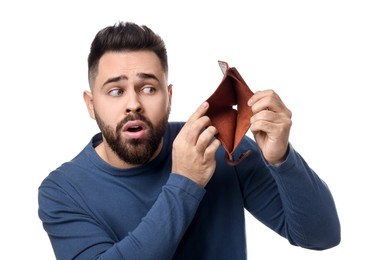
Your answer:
87;21;168;88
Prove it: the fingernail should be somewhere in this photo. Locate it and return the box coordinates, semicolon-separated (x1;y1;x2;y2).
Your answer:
202;102;209;108
247;98;253;106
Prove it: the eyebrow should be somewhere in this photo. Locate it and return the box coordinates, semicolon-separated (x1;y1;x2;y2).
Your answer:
102;72;160;87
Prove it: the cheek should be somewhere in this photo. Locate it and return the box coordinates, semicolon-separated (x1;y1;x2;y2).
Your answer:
94;102;122;127
145;96;170;122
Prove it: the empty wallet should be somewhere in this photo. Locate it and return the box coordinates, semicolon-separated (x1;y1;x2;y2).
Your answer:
205;61;254;166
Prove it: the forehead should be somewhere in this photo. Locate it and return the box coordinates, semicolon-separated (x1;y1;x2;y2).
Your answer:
97;51;165;79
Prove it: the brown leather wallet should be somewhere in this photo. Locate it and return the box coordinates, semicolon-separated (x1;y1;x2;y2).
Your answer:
206;61;254;166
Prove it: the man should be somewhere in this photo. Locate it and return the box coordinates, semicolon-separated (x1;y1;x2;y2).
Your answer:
38;22;340;259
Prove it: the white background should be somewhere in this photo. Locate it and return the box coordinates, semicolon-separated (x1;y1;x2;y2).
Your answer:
1;0;368;259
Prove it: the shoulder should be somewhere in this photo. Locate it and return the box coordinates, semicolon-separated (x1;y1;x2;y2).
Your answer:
39;135;98;190
167;121;185;132
165;121;185;141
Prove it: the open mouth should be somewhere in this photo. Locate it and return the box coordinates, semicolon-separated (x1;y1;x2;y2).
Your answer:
127;125;143;132
122;120;148;139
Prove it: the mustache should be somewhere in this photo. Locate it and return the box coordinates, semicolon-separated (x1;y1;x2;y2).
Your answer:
116;113;153;133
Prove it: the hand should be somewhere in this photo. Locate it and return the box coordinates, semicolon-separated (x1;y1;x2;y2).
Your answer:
172;102;221;187
248;90;292;164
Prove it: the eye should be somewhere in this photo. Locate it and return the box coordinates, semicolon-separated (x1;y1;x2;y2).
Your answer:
141;86;156;94
108;88;124;97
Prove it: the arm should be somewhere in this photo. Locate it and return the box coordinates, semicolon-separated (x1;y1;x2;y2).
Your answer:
38;103;220;259
269;145;341;249
38;173;205;260
243;90;340;249
240;142;340;249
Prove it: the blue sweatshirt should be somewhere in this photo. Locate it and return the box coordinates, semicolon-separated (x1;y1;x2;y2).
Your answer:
38;122;340;259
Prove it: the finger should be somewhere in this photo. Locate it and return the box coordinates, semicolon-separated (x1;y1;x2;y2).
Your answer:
196;125;218;153
250;114;292;137
248;90;284;113
179;102;212;144
181;116;211;146
187;102;210;124
250;120;277;136
204;137;221;161
250;110;280;125
248;89;278;106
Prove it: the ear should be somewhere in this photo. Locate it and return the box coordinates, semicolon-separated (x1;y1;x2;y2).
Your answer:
167;84;173;113
83;90;96;120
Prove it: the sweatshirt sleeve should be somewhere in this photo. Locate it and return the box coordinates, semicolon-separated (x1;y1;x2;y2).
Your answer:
38;173;205;260
240;143;341;250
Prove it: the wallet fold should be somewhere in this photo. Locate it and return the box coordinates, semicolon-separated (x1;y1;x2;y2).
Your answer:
206;61;254;165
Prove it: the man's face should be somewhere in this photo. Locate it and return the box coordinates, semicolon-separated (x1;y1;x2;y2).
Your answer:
84;51;172;166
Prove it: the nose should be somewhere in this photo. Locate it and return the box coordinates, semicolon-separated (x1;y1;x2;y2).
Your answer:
125;91;142;114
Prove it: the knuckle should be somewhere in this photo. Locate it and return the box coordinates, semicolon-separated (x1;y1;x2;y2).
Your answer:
287;108;292;118
191;120;203;130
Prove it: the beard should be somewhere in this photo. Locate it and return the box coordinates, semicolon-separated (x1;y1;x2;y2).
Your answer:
94;108;169;165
